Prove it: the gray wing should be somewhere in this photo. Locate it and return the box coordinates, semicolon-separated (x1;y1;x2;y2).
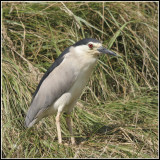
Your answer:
25;58;77;127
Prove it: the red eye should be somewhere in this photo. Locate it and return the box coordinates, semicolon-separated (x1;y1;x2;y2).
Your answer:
88;43;93;49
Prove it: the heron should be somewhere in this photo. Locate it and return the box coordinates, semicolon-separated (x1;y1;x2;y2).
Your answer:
25;38;118;145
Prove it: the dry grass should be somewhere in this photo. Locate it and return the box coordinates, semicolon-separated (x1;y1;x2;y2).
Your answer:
2;1;158;158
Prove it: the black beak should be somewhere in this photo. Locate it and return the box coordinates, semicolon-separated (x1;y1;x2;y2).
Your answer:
97;46;117;56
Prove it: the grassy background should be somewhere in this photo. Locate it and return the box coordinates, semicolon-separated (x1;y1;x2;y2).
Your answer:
2;2;158;158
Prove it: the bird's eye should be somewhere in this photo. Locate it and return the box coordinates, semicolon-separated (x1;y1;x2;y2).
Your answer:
88;43;93;49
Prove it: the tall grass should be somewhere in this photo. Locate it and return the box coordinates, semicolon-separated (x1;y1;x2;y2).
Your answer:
2;2;158;158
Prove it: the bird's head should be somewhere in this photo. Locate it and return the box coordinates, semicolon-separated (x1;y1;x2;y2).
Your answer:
71;38;118;58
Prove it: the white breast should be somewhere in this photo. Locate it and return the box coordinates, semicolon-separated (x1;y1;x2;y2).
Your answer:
53;51;97;113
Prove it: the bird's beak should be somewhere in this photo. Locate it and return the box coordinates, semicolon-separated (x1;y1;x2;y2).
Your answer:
97;46;117;56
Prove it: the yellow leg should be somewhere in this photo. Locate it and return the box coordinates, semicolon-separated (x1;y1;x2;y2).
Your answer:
55;112;62;144
65;114;75;145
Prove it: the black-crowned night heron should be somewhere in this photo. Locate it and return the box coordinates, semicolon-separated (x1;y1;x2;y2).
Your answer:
25;38;118;145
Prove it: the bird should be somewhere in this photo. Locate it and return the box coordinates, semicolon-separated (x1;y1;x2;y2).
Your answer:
25;38;118;145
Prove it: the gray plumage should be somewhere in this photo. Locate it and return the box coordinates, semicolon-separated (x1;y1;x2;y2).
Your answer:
25;38;103;127
25;38;118;145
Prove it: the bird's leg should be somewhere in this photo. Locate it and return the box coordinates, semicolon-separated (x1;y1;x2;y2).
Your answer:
65;113;75;145
55;112;62;144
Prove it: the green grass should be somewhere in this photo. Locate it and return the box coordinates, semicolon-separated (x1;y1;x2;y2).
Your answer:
2;1;158;158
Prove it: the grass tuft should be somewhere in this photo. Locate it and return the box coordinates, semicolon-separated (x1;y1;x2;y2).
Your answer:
2;2;158;158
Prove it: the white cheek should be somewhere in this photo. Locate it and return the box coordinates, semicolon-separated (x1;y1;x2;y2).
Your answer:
73;46;89;56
